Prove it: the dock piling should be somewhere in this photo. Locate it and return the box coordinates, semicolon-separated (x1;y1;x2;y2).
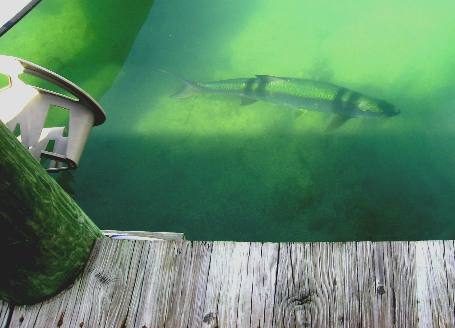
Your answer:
0;122;102;304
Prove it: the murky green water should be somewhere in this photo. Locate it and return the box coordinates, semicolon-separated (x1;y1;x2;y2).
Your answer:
1;0;455;241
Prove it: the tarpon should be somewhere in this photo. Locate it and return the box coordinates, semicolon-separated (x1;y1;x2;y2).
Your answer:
167;73;399;130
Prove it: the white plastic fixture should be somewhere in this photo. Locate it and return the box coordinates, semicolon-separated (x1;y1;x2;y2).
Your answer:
0;55;106;172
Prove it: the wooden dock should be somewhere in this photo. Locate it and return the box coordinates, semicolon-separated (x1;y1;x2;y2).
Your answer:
1;234;454;327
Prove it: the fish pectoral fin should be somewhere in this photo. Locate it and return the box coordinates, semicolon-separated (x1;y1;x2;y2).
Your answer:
240;98;258;106
326;114;351;132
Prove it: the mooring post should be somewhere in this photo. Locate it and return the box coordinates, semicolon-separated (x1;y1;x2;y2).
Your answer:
0;122;102;304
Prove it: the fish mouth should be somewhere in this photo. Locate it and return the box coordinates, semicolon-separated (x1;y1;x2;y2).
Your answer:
379;100;399;117
386;107;400;117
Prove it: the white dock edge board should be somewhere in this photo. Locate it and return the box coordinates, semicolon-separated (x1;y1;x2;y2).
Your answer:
102;230;185;241
1;239;454;327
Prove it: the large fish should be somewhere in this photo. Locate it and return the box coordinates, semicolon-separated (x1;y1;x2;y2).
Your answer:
168;73;399;130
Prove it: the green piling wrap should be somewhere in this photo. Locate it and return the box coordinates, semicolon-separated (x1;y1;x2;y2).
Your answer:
0;122;102;304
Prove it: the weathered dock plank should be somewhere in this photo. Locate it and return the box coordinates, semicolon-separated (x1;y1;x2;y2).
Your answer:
201;242;279;328
159;241;213;328
9;239;153;328
3;239;455;327
0;301;10;328
272;242;417;327
415;240;455;327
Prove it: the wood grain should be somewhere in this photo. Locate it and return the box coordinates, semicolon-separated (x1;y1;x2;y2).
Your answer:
201;242;279;328
3;238;455;327
415;240;455;328
0;301;10;328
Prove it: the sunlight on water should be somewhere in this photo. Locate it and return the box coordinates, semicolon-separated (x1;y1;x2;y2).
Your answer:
2;0;455;241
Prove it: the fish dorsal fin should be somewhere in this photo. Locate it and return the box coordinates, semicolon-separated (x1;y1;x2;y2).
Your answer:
240;98;258;106
255;75;286;82
326;114;351;132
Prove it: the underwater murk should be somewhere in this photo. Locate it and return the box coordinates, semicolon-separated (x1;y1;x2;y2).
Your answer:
1;0;455;241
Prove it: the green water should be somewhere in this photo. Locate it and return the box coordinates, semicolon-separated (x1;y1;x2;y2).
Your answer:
1;0;455;241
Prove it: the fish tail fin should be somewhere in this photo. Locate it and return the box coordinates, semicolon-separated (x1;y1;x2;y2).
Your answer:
157;69;199;99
